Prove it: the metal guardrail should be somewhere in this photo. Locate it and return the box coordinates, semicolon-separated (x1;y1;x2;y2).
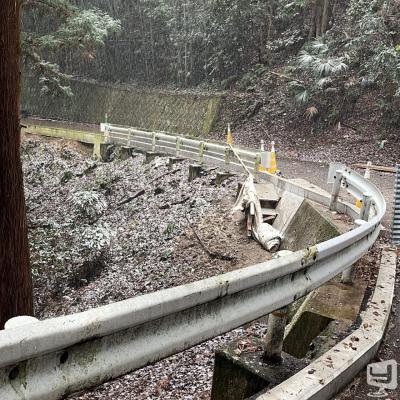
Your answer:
258;248;396;400
102;123;262;173
0;124;386;400
393;165;400;245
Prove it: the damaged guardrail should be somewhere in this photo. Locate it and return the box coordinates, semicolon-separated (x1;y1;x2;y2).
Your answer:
0;124;386;400
101;123;262;173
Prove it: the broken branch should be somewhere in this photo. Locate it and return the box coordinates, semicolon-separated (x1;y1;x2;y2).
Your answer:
185;215;235;262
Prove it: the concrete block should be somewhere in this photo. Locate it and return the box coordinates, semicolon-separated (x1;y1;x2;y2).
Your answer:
272;192;303;233
283;280;366;358
93;143;108;162
168;157;184;170
280;200;341;251
145;151;162;164
215;171;234;185
119;147;133;161
188;164;204;182
211;337;306;400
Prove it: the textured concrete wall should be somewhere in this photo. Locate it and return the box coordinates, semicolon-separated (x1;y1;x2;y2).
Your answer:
281;200;340;251
22;77;222;136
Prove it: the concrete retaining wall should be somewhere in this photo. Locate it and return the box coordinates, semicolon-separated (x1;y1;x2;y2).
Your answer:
22;77;222;136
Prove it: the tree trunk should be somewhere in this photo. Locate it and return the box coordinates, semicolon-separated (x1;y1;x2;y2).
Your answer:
321;0;330;35
309;0;330;38
308;0;317;39
315;0;323;37
0;0;33;328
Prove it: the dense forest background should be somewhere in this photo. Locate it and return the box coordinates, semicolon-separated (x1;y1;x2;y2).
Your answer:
22;0;400;132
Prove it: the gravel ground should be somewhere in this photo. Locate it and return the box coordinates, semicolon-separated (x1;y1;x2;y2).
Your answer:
23;135;271;318
23;135;272;399
22;132;397;400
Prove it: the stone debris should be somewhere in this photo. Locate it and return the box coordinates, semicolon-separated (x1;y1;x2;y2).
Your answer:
22;136;269;399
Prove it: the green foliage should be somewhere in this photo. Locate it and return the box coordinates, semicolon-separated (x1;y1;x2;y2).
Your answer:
23;0;308;87
163;223;175;237
289;39;350;120
287;0;400;127
22;0;121;95
344;0;400;125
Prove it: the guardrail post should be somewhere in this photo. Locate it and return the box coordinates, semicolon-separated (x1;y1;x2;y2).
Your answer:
152;132;156;152
176;137;182;157
127;128;133;147
224;146;231;167
93;142;108;161
329;170;344;211
104;124;110;144
359;192;372;221
263;307;288;363
199;141;205;164
254;153;261;177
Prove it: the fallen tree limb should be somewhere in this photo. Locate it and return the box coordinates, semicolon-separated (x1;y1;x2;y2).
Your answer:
268;71;304;84
184;215;236;262
159;196;190;210
351;163;396;174
117;189;145;207
116;168;182;208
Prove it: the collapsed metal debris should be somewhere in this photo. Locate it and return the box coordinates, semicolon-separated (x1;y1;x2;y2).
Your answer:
234;175;281;253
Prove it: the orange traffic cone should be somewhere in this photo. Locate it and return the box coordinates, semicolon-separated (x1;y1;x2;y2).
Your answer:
226;123;233;145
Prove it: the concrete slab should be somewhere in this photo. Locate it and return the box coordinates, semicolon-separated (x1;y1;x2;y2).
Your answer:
144;151;162;164
281;199;341;251
272;192;303;233
211;337;306;400
255;183;280;203
283;280;367;359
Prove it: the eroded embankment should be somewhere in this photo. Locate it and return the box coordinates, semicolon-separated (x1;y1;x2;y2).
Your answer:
22;135;383;400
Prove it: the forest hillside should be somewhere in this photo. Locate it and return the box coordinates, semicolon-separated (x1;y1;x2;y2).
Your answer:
22;0;400;164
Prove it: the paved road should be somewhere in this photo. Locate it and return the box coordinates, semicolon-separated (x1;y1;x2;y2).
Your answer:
279;157;395;228
278;158;399;399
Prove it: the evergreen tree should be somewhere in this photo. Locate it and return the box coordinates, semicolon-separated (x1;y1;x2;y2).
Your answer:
0;0;119;328
22;0;121;95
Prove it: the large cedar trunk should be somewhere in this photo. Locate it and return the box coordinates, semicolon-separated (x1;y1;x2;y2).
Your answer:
0;1;33;328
